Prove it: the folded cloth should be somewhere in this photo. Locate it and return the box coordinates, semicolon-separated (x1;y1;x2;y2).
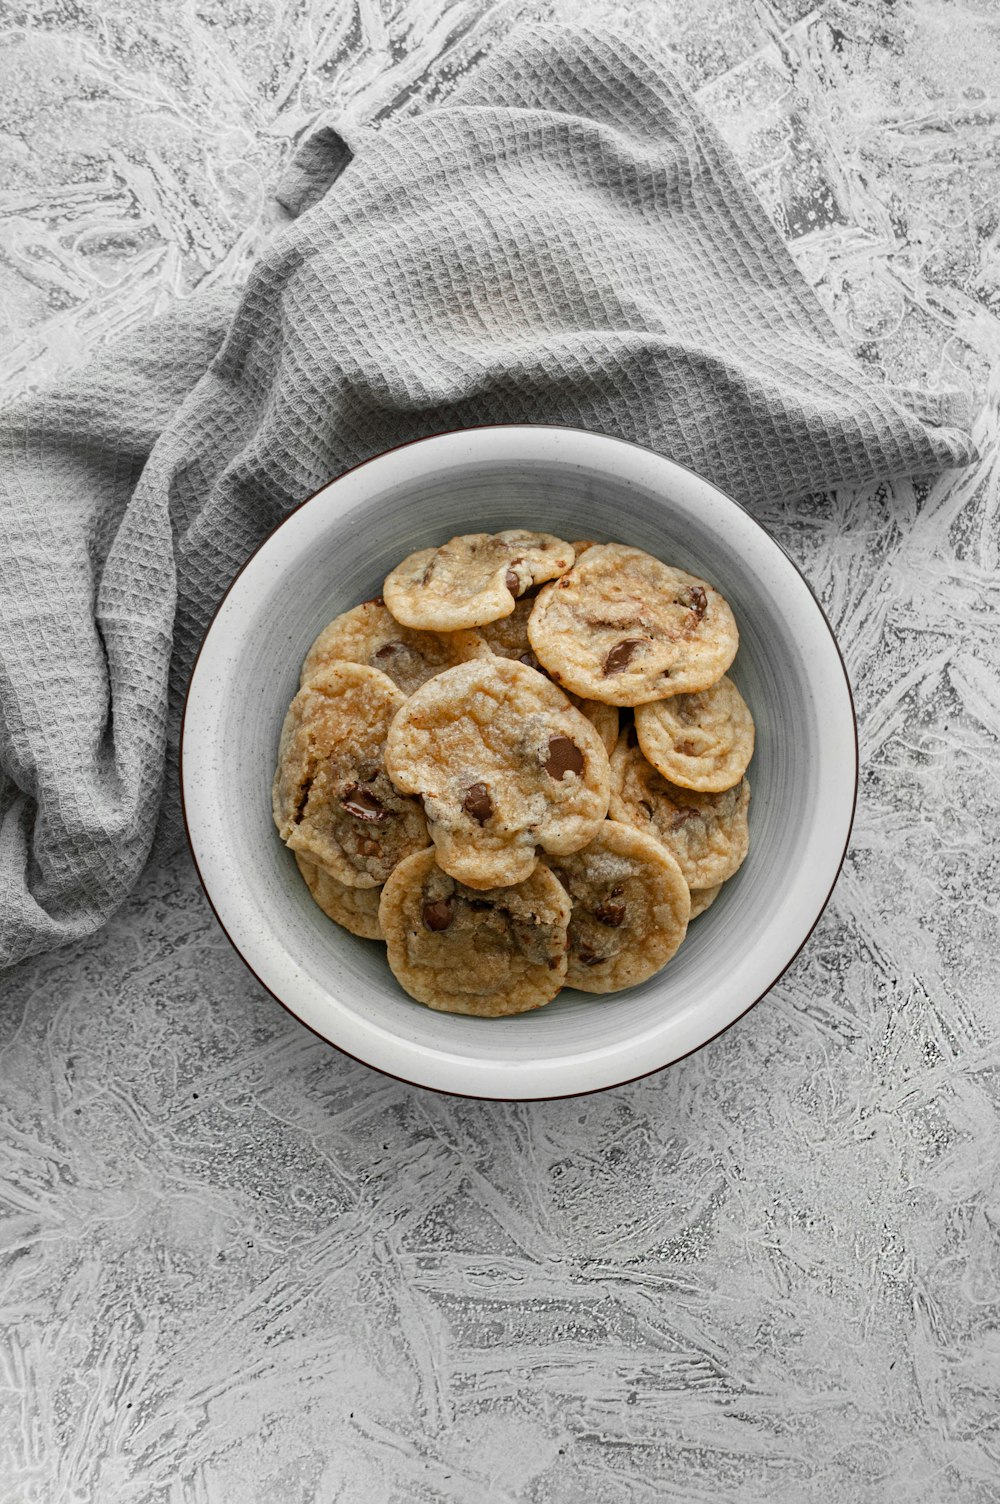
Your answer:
0;23;974;971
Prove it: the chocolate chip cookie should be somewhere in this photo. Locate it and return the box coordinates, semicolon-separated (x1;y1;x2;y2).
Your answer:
301;598;488;697
384;657;611;890
528;544;738;705
384;530;574;631
379;847;571;1015
609;730;750;888
546;821;690;993
689;884;722;919
634;676;754;792
272;663;428;887
295;853;383;940
479;597;619;755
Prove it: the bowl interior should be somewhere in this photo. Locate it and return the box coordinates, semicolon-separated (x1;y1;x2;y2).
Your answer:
182;427;855;1098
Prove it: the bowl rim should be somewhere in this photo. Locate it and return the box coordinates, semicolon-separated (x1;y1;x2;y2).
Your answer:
180;423;858;1101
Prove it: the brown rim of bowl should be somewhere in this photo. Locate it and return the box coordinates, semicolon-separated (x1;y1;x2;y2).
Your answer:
178;422;859;1102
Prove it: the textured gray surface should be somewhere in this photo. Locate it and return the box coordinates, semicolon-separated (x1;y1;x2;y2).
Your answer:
2;1;999;1500
4;18;965;972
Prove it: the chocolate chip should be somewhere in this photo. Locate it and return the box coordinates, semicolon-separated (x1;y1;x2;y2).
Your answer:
462;782;493;824
544;735;584;780
422;898;454;931
680;585;707;632
603;639;645;675
340;784;388;821
669;805;699;829
505;566;523;597
577;941;607;966
594;898;626;927
374;640;405;661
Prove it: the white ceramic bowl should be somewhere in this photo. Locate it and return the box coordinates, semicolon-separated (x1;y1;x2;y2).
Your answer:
181;426;857;1100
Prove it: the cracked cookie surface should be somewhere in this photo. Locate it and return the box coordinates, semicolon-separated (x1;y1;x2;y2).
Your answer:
545;821;690;993
384;657;611;890
609;730;750;888
479;597;619;755
635;676;754;792
272;662;428;887
379;848;570;1015
384;530;574;631
300;598;487;697
528;544;738;705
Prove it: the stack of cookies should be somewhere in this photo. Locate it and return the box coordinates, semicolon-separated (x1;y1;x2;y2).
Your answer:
272;531;753;1017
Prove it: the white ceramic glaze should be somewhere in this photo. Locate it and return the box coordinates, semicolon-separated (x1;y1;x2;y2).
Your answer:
180;426;857;1099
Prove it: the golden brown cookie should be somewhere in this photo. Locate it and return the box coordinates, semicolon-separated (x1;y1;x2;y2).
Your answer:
379;848;570;1015
609;730;750;888
300;598;487;697
295;853;383;940
476;596;539;662
575;701;619;758
272;663;428;887
545;821;690;993
528;544;738;705
479;598;619;755
689;884;722;919
634;676;754;792
384;657;611;890
383;530;574;631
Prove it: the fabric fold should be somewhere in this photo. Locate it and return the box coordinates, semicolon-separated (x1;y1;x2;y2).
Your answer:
0;22;975;970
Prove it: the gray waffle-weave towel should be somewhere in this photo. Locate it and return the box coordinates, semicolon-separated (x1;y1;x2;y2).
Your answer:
0;24;974;970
